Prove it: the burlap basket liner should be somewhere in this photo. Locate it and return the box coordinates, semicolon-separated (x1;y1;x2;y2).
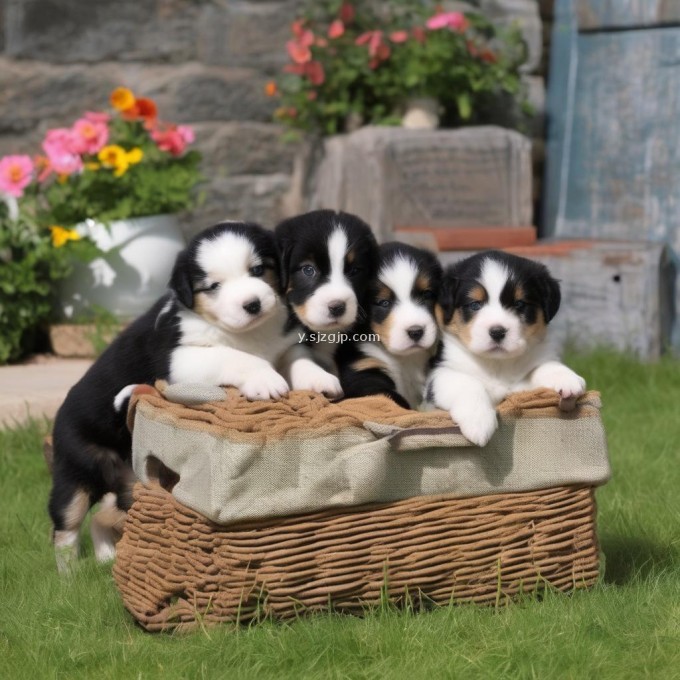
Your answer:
113;387;610;631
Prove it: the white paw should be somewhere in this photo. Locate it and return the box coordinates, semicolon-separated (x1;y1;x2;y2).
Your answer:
538;366;586;401
292;365;343;398
452;405;498;447
240;369;290;401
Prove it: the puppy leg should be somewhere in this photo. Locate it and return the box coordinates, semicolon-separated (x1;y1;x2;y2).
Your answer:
90;493;127;563
529;361;586;410
171;346;289;400
426;368;498;446
48;482;91;574
280;345;343;398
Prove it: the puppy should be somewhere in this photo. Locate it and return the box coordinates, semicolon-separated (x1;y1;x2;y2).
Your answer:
49;221;292;572
425;250;586;446
275;210;378;395
338;242;442;408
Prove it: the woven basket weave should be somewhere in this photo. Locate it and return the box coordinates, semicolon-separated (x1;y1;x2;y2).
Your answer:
113;482;600;632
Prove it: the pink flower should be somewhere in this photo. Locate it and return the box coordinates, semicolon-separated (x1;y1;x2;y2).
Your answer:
426;11;468;32
42;128;83;175
0;155;34;198
84;111;110;124
71;117;109;155
328;20;344;39
389;30;409;43
151;124;194;156
287;39;312;64
305;61;325;86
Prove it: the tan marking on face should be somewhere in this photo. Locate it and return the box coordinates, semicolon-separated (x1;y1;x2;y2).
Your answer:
347;250;356;265
371;312;395;348
63;489;90;530
292;301;310;326
415;274;431;293
352;357;388;373
434;303;445;328
193;292;220;324
375;283;392;301
262;266;278;290
469;285;488;303
522;307;548;344
446;308;473;348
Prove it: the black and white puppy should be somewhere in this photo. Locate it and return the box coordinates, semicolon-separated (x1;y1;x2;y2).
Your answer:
338;242;442;408
49;221;292;572
425;250;586;446
275;209;378;395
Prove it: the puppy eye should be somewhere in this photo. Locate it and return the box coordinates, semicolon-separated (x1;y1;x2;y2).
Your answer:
347;265;361;276
375;299;391;308
421;290;434;300
209;282;220;291
249;265;265;277
302;264;317;277
514;300;527;312
466;301;483;311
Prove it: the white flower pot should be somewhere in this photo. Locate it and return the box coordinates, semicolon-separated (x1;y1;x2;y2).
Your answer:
401;97;441;130
57;214;186;321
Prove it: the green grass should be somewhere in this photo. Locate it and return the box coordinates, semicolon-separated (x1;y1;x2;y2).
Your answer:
1;350;679;679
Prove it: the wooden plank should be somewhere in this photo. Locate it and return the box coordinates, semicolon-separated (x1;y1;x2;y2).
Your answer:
395;226;536;250
577;0;680;31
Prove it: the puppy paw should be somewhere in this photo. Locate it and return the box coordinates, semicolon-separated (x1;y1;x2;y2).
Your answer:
292;365;343;398
537;365;586;410
240;369;289;401
452;405;498;447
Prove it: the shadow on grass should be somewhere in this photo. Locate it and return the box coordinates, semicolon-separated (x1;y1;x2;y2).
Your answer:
600;534;677;585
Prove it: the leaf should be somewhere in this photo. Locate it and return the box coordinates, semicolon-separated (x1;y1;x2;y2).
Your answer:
456;92;472;120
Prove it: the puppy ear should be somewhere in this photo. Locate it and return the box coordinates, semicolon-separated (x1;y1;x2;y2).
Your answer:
534;273;561;322
437;275;459;325
168;250;194;308
277;238;292;292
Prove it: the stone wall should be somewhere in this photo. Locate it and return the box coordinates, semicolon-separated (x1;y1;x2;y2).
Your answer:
0;0;304;237
0;0;553;237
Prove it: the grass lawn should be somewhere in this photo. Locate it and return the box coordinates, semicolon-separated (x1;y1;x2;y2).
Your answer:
1;350;679;679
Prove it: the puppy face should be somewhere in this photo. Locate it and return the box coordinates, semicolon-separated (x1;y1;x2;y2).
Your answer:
371;243;442;356
276;210;378;331
437;251;561;359
169;222;281;333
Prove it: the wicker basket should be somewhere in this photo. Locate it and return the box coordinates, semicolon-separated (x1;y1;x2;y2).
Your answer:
113;482;600;632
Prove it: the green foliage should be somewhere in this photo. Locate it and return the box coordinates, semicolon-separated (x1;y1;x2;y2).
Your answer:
273;0;530;135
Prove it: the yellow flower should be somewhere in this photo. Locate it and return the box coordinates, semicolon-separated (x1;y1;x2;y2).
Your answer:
84;161;100;171
126;148;143;165
98;145;129;177
50;226;81;248
110;87;136;112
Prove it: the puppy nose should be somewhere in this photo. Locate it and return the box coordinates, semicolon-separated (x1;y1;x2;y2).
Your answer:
328;300;346;318
243;298;261;316
489;326;507;342
407;326;425;341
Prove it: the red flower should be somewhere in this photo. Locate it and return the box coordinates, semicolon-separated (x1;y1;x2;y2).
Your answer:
305;61;325;86
328;19;344;39
122;97;158;122
412;26;427;44
389;30;409;43
287;40;312;64
339;3;355;24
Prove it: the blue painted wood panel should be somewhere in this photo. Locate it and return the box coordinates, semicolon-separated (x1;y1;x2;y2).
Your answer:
544;0;680;347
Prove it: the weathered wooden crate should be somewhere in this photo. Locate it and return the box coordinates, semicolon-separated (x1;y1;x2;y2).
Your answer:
544;0;680;347
440;240;676;360
309;126;533;242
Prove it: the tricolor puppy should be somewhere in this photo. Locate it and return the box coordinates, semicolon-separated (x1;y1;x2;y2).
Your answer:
275;210;378;395
49;221;292;572
425;250;586;446
338;242;442;408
